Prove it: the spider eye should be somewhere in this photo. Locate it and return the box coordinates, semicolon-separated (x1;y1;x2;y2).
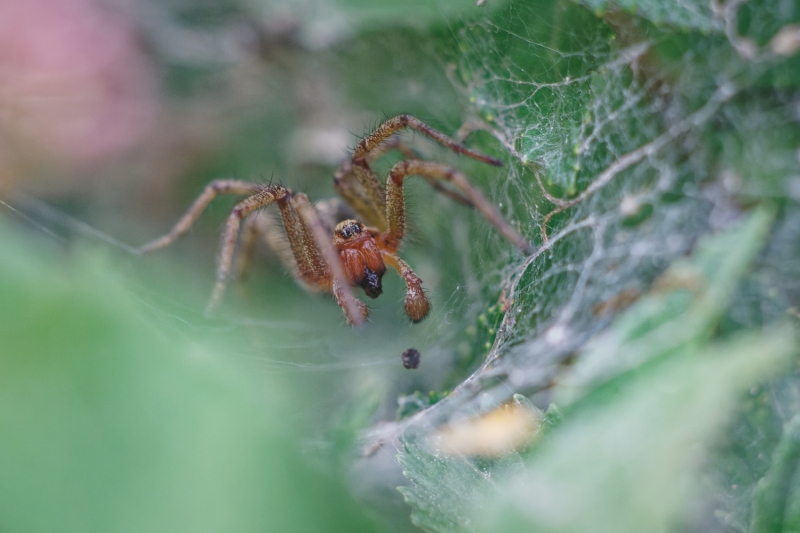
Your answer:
339;221;362;239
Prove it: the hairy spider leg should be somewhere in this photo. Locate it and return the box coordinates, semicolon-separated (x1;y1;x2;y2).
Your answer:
365;136;475;208
140;181;365;325
385;160;534;254
334;164;385;229
351;164;387;225
352;114;504;166
240;197;357;286
339;117;498;230
139;180;263;253
212;190;366;324
208;186;293;313
339;115;506;233
334;136;418;229
381;252;429;323
293;194;368;325
364;134;419;163
238;212;299;281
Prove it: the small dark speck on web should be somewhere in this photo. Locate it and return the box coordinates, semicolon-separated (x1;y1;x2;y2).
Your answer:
402;348;421;369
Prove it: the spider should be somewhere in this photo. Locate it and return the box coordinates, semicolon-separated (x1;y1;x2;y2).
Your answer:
140;115;534;326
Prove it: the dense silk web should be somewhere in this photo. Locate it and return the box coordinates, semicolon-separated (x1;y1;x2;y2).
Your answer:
373;0;732;435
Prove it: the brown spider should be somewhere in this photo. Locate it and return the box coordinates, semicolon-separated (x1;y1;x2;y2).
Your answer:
140;115;533;326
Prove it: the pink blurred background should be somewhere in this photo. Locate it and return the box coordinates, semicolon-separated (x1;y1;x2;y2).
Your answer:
0;0;159;189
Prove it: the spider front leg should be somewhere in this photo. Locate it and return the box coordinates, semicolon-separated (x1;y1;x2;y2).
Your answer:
352;115;503;166
238;198;356;283
141;180;366;325
211;190;367;324
384;160;534;254
292;194;369;326
208;187;293;313
363;136;475;208
139;180;263;253
337;115;506;232
237;212;299;281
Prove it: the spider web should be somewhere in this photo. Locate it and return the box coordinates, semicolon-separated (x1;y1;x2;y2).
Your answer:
364;0;724;435
343;0;800;531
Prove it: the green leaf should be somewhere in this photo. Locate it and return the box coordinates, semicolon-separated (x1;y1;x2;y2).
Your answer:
751;414;800;533
397;440;493;533
710;371;800;533
394;210;795;533
556;208;774;402
478;328;795;533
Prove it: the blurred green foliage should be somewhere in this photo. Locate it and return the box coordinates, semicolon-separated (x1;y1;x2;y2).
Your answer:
0;226;379;532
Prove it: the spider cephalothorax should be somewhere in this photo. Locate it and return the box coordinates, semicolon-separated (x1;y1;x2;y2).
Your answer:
140;114;533;326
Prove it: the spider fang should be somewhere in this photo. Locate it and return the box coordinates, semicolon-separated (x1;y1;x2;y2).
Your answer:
358;267;383;299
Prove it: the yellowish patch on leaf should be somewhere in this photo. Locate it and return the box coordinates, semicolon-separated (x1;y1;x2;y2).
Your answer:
436;403;542;458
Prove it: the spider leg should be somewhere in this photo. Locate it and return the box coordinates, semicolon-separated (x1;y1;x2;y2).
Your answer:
332;166;385;229
333;136;419;229
384;160;534;254
293;194;368;326
275;193;329;287
208;186;292;313
237;212;299;281
139;180;263;253
333;279;370;326
209;188;367;323
364;135;419;163
365;136;474;207
341;115;502;230
143;180;366;324
352;115;504;167
334;162;387;230
382;252;430;322
207;190;366;324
